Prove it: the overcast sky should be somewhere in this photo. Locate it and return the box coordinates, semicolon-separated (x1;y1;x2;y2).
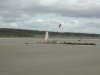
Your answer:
0;0;100;34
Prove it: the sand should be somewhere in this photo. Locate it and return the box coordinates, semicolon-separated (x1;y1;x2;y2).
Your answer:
0;38;100;75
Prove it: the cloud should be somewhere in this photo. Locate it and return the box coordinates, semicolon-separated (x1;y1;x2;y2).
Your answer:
10;22;18;28
34;19;44;23
1;0;100;18
37;0;58;6
0;0;100;34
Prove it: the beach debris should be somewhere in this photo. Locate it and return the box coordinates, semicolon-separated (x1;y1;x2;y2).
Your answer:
47;40;57;44
37;40;96;46
24;42;34;45
78;40;81;41
60;42;96;46
25;42;31;44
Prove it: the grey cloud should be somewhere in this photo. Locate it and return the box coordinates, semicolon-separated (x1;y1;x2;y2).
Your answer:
85;22;100;29
0;0;100;34
72;21;100;34
0;0;100;18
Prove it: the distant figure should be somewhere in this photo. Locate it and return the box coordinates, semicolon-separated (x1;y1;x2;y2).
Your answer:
43;31;49;44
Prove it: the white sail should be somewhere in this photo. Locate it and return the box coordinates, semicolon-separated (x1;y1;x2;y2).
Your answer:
44;31;49;43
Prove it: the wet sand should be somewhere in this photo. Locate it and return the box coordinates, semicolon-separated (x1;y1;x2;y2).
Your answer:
0;38;100;75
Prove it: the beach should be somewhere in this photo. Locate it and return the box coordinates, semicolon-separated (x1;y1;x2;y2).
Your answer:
0;38;100;75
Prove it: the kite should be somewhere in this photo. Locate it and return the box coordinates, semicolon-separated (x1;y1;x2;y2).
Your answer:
59;24;62;28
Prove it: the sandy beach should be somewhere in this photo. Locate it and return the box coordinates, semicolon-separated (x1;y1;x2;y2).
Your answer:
0;38;100;75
